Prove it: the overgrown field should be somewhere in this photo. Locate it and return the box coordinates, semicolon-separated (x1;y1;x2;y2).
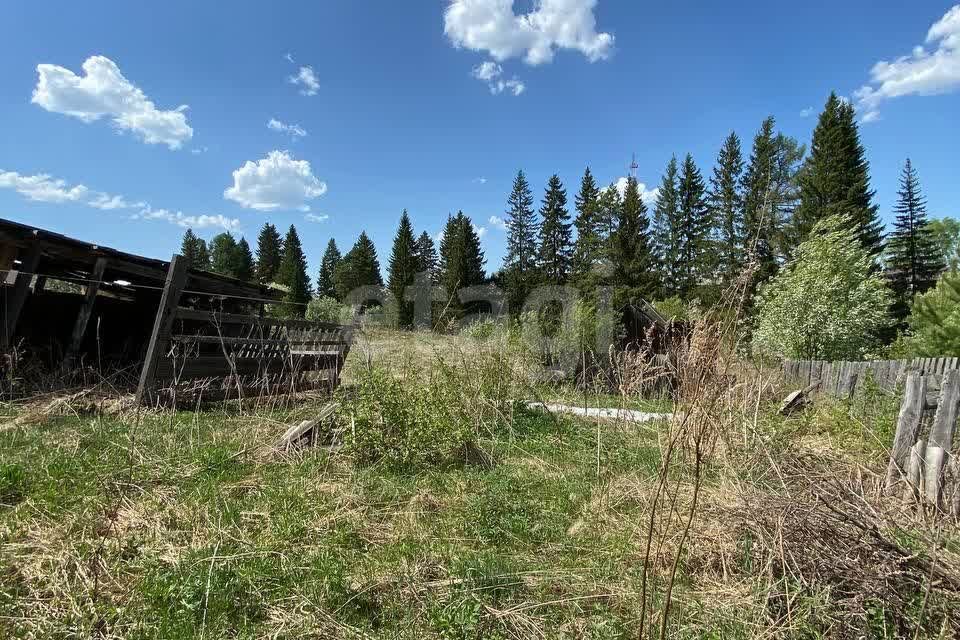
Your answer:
1;326;959;639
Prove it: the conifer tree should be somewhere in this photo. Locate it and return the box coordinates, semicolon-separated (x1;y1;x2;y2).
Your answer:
503;170;539;312
536;174;573;284
317;238;341;299
194;239;210;271
277;225;312;317
415;231;439;283
708;132;745;287
571;167;603;290
609;176;656;306
255;223;284;284
653;156;681;295
438;212;486;309
675;154;711;298
209;233;239;277
234;237;255;281
387;210;420;328
334;232;383;301
180;229;200;266
885;159;945;324
794;93;882;257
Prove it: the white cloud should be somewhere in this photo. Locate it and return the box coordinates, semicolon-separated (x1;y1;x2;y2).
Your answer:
855;5;960;122
288;65;319;96
190;146;208;155
611;176;659;206
488;215;507;230
472;61;503;80
444;0;614;65
267;118;307;137
0;170;88;203
224;150;327;212
285;52;295;63
305;213;329;223
31;55;193;149
799;106;814;117
0;168;237;231
490;78;525;95
136;207;241;231
474;223;487;238
475;176;488;184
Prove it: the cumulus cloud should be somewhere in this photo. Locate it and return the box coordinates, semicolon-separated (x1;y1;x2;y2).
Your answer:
267;118;307;138
855;5;960;122
224;150;327;212
475;176;488;184
136;207;241;231
470;59;525;95
490;78;525;95
305;213;329;223
474;224;488;238
488;215;507;230
0;168;237;230
799;106;814;118
31;55;193;149
0;170;89;203
445;0;614;66
472;61;503;80
288;65;319;96
610;176;659;206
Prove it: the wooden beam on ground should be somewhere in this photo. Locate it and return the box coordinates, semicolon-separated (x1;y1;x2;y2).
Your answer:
2;241;42;348
779;380;821;416
275;402;337;450
885;373;926;494
135;255;189;406
63;257;108;367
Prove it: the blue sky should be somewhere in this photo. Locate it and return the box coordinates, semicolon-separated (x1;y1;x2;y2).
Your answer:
2;1;959;277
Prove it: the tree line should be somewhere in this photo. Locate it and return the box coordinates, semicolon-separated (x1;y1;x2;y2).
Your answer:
178;92;947;338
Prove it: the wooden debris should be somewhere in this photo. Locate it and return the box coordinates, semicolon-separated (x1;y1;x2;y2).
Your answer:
778;380;821;416
885;373;926;494
275;402;337;450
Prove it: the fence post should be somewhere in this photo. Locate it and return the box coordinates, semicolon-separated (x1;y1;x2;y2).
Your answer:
63;256;108;367
885;373;926;494
135;255;189;406
924;369;960;508
2;241;42;348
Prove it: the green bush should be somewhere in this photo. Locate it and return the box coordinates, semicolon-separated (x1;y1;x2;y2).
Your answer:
305;296;352;324
902;269;960;356
338;366;473;469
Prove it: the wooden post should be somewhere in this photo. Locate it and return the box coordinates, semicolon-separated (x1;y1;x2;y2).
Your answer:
885;373;926;494
135;256;189;406
63;257;108;366
2;242;42;348
924;369;960;508
902;438;926;503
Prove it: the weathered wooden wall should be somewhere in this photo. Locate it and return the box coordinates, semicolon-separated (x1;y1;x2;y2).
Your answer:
782;357;960;398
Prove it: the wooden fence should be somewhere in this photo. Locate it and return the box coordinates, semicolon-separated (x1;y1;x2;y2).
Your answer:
782;357;960;398
886;371;960;515
135;255;355;406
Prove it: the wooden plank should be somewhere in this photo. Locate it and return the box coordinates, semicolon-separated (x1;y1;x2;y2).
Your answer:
169;335;344;347
902;438;926;503
174;307;343;331
885;373;926;494
2;241;42;347
924;369;960;508
63;257;108;366
155;354;343;379
136;255;190;406
275;402;337;450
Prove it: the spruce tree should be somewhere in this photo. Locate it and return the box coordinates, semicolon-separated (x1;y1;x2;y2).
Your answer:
334;232;383;301
708;132;745;287
675;154;711;298
234;237;255;282
609;176;656;306
209;233;239;277
317;239;341;299
194;239;211;271
571;167;603;290
255;223;284;284
180;229;200;267
794;93;882;257
387;210;420;328
503;170;539;313
438;212;485;310
653;156;681;296
885;159;945;325
536;174;573;284
277;225;312;317
415;231;439;283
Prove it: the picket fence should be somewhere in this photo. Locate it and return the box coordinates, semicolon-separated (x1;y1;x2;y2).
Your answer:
782;357;960;398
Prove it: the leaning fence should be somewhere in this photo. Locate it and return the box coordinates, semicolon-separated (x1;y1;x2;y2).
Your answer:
782;357;960;398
